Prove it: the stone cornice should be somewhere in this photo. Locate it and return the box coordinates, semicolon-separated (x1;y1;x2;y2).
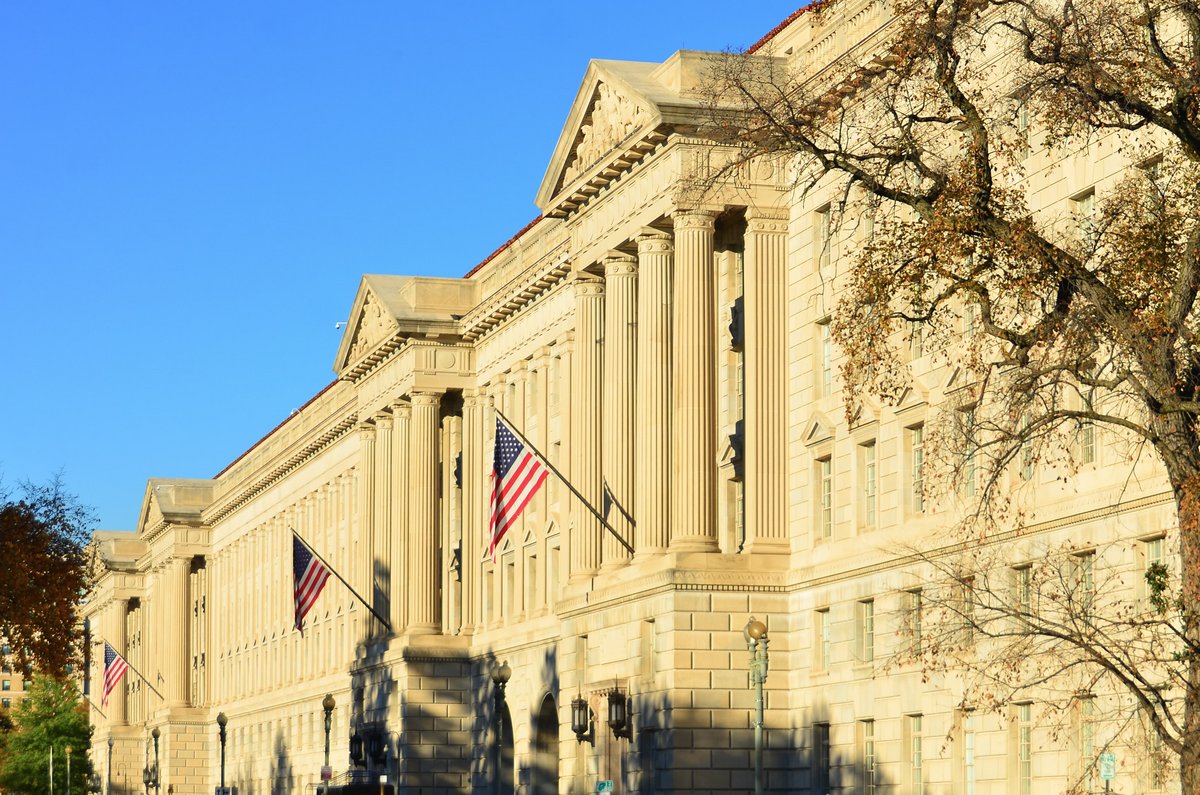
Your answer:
205;413;360;527
461;242;572;343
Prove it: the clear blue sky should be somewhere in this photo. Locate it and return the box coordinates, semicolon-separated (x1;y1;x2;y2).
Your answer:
0;2;800;530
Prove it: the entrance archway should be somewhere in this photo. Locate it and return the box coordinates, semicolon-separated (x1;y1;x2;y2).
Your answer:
532;695;559;794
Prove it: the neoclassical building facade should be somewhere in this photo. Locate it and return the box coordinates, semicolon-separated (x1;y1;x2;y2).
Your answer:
83;3;1183;794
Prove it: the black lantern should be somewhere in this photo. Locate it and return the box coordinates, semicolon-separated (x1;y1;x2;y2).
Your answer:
349;729;365;767
607;690;630;739
570;695;592;743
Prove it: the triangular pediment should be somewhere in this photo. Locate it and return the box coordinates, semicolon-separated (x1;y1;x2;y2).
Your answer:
536;60;680;214
334;275;479;376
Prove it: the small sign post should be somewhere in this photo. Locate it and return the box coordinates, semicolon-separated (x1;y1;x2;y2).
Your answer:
1099;751;1117;793
596;780;615;793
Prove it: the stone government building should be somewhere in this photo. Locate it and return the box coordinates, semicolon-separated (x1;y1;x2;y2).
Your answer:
82;3;1179;794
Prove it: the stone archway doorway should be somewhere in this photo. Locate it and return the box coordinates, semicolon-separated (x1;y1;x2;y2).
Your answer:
531;694;559;795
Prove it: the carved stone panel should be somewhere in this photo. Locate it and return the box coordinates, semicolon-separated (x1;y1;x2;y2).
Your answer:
562;82;650;187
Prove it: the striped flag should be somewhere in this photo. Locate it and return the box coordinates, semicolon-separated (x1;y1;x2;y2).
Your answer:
489;417;549;560
293;532;332;632
101;642;129;707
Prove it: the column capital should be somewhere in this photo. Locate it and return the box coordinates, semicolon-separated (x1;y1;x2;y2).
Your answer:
573;273;606;297
392;399;412;417
410;391;442;408
745;206;789;233
672;208;718;231
461;390;483;408
637;227;674;254
604;251;638;277
374;411;394;428
358;420;377;438
510;359;529;375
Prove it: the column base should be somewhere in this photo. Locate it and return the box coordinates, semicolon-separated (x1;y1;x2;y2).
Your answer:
739;538;791;555
668;536;721;553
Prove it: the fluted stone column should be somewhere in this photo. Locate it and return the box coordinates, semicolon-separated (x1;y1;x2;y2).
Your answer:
670;209;720;552
442;414;463;633
390;402;411;633
744;209;790;553
603;251;637;565
168;557;190;706
570;274;605;578
110;598;129;723
374;411;394;634
534;348;552;520
408;392;441;634
461;391;484;633
635;228;673;554
357;421;377;635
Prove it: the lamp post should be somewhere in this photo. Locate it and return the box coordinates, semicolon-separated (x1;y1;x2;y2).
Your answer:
151;727;160;795
107;737;114;795
66;745;72;795
322;693;335;795
745;617;769;795
491;661;511;795
216;712;228;793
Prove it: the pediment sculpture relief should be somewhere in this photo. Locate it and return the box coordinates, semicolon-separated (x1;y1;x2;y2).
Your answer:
562;82;649;185
348;293;393;362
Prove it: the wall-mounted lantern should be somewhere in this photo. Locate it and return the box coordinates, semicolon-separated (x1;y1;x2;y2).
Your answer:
570;695;592;743
607;690;631;739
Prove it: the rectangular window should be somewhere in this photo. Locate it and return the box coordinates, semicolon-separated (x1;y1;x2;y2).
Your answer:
1075;190;1097;248
1079;696;1095;787
1149;723;1165;790
857;599;875;662
910;320;925;360
818;457;834;540
861;719;877;795
816;205;832;268
814;722;831;794
959;576;977;645
1015;95;1030;160
861;442;877;528
910;425;926;513
1076;552;1096;617
963;712;977;795
0;680;8;691
1017;703;1033;795
1015;565;1033;624
819;322;834;397
1144;536;1166;608
1080;421;1096;464
1020;417;1035;481
964;302;980;338
908;589;924;656
815;608;832;672
963;407;979;499
907;714;924;795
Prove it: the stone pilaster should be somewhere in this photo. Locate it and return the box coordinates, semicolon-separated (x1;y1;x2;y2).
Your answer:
533;348;552;520
636;228;673;554
670;209;720;552
408;391;442;634
603;251;637;565
167;557;191;706
390;402;411;633
461;390;484;633
570;274;605;577
443;413;463;633
744;209;790;553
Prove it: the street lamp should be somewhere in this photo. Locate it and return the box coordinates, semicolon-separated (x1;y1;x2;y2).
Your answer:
151;727;160;795
745;616;769;795
65;745;72;795
491;661;511;795
322;694;335;794
216;712;228;793
107;737;114;795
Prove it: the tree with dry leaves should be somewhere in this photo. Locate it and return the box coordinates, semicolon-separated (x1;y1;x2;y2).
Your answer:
0;477;94;675
705;0;1200;790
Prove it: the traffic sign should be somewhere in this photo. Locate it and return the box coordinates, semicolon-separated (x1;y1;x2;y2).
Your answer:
1100;751;1117;780
320;765;333;781
596;781;615;793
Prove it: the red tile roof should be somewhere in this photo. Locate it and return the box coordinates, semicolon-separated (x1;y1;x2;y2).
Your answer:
463;215;543;278
747;5;812;54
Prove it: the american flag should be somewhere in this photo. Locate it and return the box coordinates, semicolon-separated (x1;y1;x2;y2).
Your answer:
101;642;129;707
489;417;549;560
293;533;331;632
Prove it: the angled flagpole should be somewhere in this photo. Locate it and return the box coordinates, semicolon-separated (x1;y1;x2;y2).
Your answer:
100;639;166;702
495;410;634;555
291;529;393;633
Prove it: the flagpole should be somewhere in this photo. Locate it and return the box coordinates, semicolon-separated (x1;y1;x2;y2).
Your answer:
101;640;166;702
495;410;634;555
77;688;107;720
604;480;637;528
292;530;394;633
